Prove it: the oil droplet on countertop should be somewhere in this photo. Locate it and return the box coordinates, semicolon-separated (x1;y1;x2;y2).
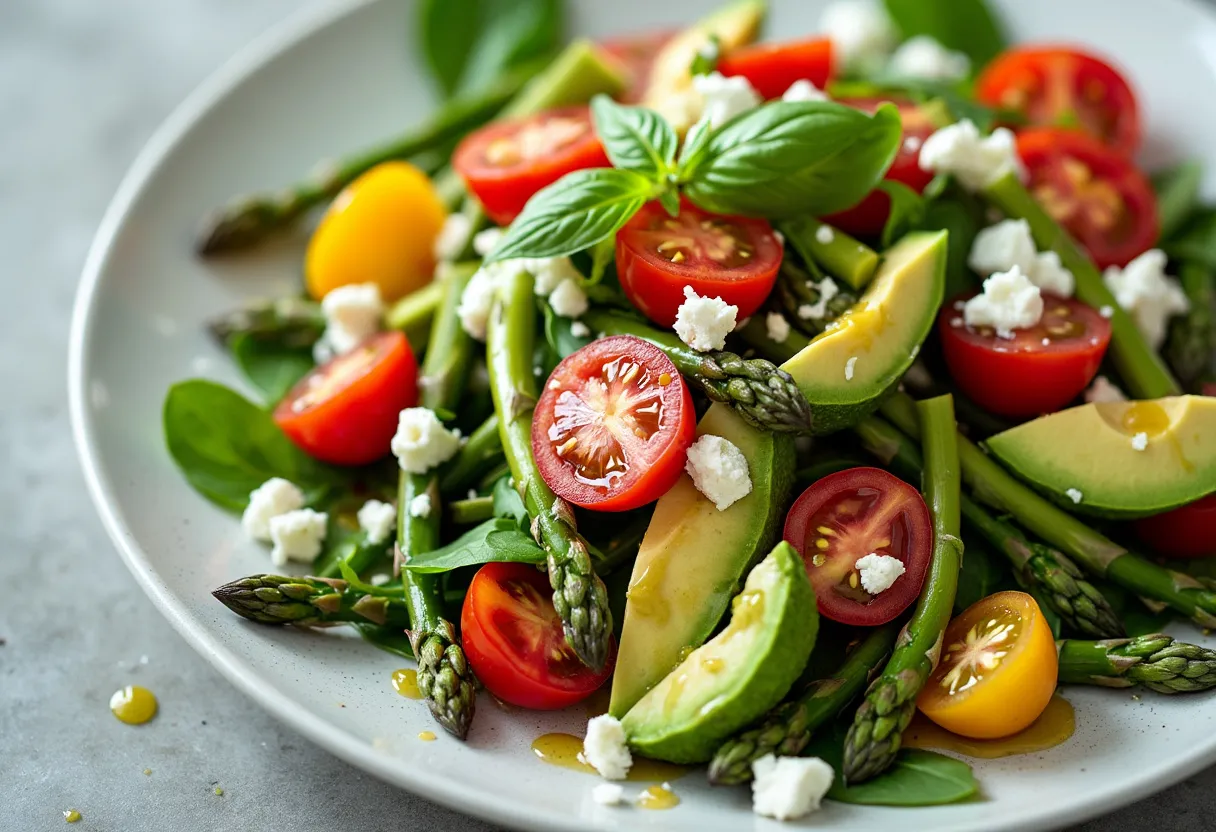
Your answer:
109;685;157;725
392;668;421;699
214;787;224;796
142;768;152;776
418;731;437;742
530;733;686;782
905;695;1075;759
63;809;81;823
636;784;679;810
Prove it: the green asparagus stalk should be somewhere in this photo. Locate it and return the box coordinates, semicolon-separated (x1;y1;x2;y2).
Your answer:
982;171;1180;399
1058;634;1216;693
709;625;897;785
779;216;880;291
213;574;410;629
773;262;858;337
385;279;445;346
487;269;613;670
437;413;504;496
844;395;962;784
207;296;325;349
734;308;808;363
449;496;494;524
1164;262;1216;392
580;308;814;434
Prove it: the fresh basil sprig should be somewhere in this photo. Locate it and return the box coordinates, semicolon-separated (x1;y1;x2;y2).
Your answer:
591;96;677;181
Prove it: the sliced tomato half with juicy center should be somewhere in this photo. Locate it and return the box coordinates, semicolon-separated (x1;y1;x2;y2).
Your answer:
533;335;694;512
783;467;933;626
717;36;835;99
1134;495;1216;559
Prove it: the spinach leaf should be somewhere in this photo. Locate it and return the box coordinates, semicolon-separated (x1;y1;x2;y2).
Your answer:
1099;580;1176;637
878;180;927;248
591;95;677;181
491;475;529;526
917;194;983;298
229;333;312;405
1163;208;1216;269
541;301;593;360
882;0;1006;70
402;517;546;573
354;623;414;659
163;380;342;512
1153;161;1204;244
954;538;1017;613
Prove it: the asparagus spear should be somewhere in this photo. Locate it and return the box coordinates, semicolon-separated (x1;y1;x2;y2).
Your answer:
487;269;613;670
773;262;858;337
437;413;504;496
708;625;897;786
1164;262;1216;392
843;395;963;784
779;216;880;291
580;309;814;434
449;495;494;524
1058;634;1216;693
213;574;410;629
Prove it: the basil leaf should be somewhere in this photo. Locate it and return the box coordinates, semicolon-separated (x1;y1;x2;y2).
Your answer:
403;517;546;573
229;333;313;405
487;168;655;262
591;95;677;180
882;0;1006;69
587;236;616;286
1153;161;1205;244
676;117;713;179
683;101;904;218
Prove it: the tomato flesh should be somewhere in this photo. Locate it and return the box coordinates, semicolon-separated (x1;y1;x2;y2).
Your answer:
461;562;614;710
939;292;1111;418
783;467;932;626
1134;495;1216;558
533;335;694;511
717;37;835;100
273;330;417;466
599;30;674;103
616;200;783;327
1017;128;1158;269
977;46;1141;155
452;106;611;225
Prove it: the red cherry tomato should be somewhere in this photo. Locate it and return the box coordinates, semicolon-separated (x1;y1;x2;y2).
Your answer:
532;335;695;512
717;37;835;100
461;562;615;710
1017;128;1159;269
1134;495;1216;559
616;200;783;327
452;106;611;225
977;46;1141;155
822;97;939;237
273;331;417;466
599;30;675;103
1204;383;1216;398
783;467;933;626
939;292;1112;418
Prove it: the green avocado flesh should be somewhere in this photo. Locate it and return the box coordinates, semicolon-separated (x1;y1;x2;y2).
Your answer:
621;542;817;764
782;230;947;435
608;404;794;717
985;395;1216;518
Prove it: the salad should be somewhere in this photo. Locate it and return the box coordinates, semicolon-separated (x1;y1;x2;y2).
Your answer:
168;0;1216;820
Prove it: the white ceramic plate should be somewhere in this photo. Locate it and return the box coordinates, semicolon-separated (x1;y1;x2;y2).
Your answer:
70;0;1216;829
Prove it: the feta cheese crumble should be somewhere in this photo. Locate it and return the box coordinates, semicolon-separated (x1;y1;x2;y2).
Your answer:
433;212;472;261
457;267;500;341
1131;432;1149;452
314;283;384;361
408;493;432;518
819;0;896;72
583;715;632;781
1085;375;1127;403
1065;488;1084;505
766;312;791;344
459;249;586;338
674;286;737;351
268;509;328;566
570;320;591;338
391;408;462;474
815;224;835;244
798;277;840;321
751;754;834;821
549;278;589;319
782;79;828;102
919;119;1024;192
685;434;752;511
242;478;305;542
888;35;970;81
692;71;761;129
1102;249;1190;349
967;219;1076;297
472;227;504;257
844;356;858;381
855;553;906;594
963;266;1044;339
591;783;625;806
357;499;397;545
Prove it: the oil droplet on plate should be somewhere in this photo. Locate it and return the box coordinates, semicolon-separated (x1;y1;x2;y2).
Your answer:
63;809;81;823
392;668;421;699
418;731;437;742
143;768;152;776
109;685;157;725
636;784;679;810
905;695;1075;758
530;733;686;782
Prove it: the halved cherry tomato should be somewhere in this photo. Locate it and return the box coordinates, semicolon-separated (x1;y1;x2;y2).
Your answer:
783;467;933;626
1134;495;1216;558
918;591;1058;739
616;200;783;327
822;97;939;237
452;106;611;225
461;562;615;710
717;37;835;100
1017;128;1158;269
599;30;675;103
532;335;694;511
939;291;1112;418
977;46;1141;155
273;331;417;466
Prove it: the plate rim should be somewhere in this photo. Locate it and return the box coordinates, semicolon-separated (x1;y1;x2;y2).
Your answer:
67;1;1216;829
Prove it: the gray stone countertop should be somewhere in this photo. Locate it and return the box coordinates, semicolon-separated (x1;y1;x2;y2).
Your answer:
2;0;1213;829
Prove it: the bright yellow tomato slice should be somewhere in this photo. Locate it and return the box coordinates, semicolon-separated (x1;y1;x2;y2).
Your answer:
305;161;446;302
917;590;1058;739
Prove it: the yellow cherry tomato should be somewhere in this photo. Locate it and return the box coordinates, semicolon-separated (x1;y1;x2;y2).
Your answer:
305;161;445;302
917;590;1058;739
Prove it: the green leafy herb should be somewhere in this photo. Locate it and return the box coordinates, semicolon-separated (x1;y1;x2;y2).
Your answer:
689;34;720;77
491;475;529;525
591;95;677;181
878;180;927;248
954;538;1017;613
354;623;415;659
918;193;983;297
882;0;1006;69
1152;161;1204;244
402;517;546;573
541;301;593;360
229;333;313;404
1163;208;1216;268
676;116;713;176
1099;580;1176;637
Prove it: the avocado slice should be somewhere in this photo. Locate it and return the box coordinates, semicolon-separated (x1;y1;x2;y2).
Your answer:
608;405;794;717
782;230;948;435
985;395;1216;518
621;541;817;764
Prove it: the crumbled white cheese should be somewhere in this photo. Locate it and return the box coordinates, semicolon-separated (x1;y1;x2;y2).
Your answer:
674;286;738;351
583;715;632;781
903;135;923;153
570;320;591;338
692;71;761;129
314;282;384;361
1102;249;1190;349
268;509;329;566
963;266;1044;339
391;408;462;474
472;227;504;257
549;278;589;319
408;493;432;518
815;225;836;245
855;553;906;594
968;219;1076;297
433;213;472;262
591;783;625;806
1100;305;1115;318
782;79;828;102
242;478;305;542
1131;431;1149;452
766;312;791;344
888;35;970;81
798;277;840;321
1030;251;1076;297
357;499;397;545
844;356;858;381
1085;375;1127;403
751;754;835;821
1065;488;1084;504
819;0;896;72
529;257;582;297
369;573;391;586
919;119;1024;192
457;267;500;341
685;434;752;511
